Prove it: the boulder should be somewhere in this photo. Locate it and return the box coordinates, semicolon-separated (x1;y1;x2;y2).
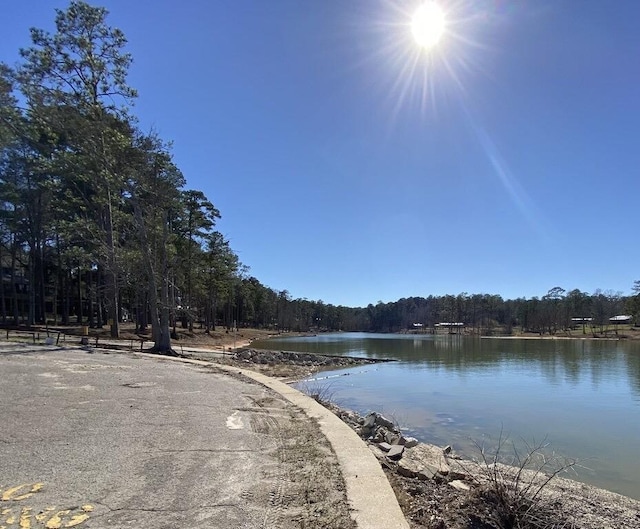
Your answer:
375;414;396;430
387;445;404;460
398;459;440;481
397;444;452;479
378;442;392;452
359;424;375;439
362;412;377;428
368;444;387;461
385;431;399;444
401;436;419;448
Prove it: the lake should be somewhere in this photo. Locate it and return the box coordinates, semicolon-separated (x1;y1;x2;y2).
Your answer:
252;332;640;500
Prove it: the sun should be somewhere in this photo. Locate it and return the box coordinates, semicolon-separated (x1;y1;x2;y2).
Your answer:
411;1;446;50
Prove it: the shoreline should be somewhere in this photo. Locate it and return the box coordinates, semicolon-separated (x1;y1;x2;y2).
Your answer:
319;403;640;529
480;334;634;341
198;341;640;527
198;348;640;498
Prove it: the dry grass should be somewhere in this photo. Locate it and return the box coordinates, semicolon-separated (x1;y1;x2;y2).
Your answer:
459;431;579;529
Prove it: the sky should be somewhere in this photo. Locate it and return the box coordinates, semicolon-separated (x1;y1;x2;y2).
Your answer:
2;0;639;307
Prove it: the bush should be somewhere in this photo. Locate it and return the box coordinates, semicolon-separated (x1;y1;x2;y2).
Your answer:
467;430;578;529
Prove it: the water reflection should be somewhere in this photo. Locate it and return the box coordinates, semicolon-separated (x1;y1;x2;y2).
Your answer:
254;333;640;398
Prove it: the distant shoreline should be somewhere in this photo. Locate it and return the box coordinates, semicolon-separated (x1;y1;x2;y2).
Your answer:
480;334;635;341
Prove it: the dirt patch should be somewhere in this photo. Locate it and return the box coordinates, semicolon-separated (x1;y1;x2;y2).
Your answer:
277;415;356;528
244;395;356;528
197;363;356;528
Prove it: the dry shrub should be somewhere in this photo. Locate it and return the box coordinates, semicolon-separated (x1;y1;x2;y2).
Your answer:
299;380;338;404
465;430;578;529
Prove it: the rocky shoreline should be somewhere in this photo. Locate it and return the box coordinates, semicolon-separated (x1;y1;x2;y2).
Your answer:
191;347;389;380
234;348;386;368
211;348;640;529
324;406;640;529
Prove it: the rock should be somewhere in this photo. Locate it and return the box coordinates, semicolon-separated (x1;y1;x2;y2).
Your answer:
449;480;470;491
385;431;399;444
445;458;469;481
372;430;386;443
368;444;387;461
363;412;377;428
443;445;452;454
359;425;374;439
387;445;404;460
378;442;392;452
398;444;451;478
398;459;439;480
402;436;419;448
375;414;395;430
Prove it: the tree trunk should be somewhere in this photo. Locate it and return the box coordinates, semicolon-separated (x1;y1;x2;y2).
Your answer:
10;241;19;325
37;240;46;324
156;212;172;351
0;243;5;324
62;270;70;325
88;270;95;328
28;248;36;326
133;201;173;354
77;267;83;324
104;190;120;338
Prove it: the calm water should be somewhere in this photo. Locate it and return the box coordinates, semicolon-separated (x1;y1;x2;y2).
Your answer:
252;332;640;500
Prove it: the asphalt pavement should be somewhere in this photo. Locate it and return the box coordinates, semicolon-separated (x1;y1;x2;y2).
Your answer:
0;344;307;528
0;342;409;529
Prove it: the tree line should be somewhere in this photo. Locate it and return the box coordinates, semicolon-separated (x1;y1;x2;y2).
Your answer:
354;286;639;335
1;3;638;352
0;1;255;351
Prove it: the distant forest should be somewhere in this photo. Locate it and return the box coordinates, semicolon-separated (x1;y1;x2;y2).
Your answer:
1;2;638;351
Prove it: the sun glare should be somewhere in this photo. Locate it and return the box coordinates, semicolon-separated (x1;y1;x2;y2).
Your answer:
411;1;446;50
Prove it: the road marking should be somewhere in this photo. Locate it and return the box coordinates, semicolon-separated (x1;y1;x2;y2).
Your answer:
34;509;54;523
44;510;69;528
19;507;31;529
226;411;244;429
58;512;88;528
1;484;43;502
0;485;92;528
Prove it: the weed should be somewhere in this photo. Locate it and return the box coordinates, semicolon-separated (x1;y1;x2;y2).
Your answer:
466;429;578;529
299;380;338;405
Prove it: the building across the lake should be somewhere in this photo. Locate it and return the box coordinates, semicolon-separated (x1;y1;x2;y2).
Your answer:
435;322;465;334
609;315;632;324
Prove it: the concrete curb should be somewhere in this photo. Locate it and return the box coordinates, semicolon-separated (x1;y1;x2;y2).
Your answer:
137;353;410;529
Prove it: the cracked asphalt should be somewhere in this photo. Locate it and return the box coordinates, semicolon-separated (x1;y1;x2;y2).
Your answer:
0;343;323;528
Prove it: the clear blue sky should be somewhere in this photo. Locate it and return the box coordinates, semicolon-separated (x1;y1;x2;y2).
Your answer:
3;1;639;307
